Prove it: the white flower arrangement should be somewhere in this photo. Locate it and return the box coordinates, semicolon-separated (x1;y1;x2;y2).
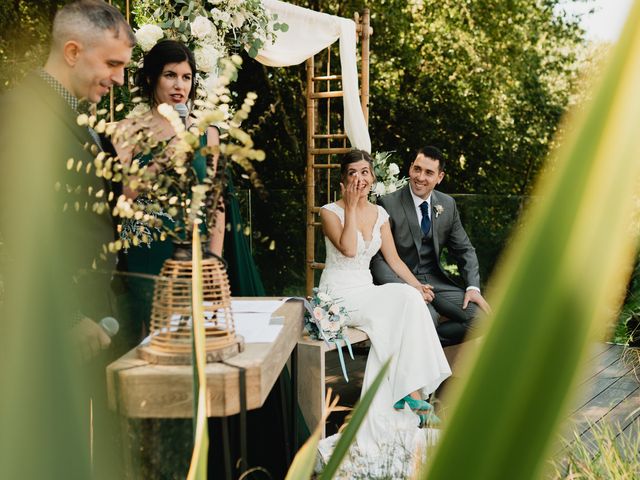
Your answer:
304;288;354;381
370;151;409;201
135;24;165;52
190;15;215;40
194;43;221;74
305;288;349;342
132;0;288;84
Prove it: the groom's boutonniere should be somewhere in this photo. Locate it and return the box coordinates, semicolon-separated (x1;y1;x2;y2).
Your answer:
434;204;444;218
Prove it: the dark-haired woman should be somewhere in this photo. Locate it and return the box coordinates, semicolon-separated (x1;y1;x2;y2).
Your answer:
115;40;225;336
316;150;451;477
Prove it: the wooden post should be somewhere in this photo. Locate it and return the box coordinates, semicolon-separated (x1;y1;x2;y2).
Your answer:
306;57;316;296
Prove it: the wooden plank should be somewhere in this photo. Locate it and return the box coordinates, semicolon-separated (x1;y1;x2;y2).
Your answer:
106;298;304;418
566;384;640;459
297;327;369;437
309;91;344;99
572;378;639;434
298;327;369;352
309;147;352;155
296;341;326;437
558;375;639;457
578;344;621;385
570;355;634;414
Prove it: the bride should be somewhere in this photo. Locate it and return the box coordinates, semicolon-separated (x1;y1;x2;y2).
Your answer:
316;149;451;478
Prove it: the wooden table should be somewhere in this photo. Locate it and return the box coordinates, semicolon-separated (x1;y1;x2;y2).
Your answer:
106;298;304;478
106;298;304;418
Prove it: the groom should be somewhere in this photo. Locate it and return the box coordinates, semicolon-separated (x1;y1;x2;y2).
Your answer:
371;146;490;346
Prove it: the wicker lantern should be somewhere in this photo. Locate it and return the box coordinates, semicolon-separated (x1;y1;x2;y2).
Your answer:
137;251;244;365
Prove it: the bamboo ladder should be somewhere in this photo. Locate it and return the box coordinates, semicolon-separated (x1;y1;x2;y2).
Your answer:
305;9;372;295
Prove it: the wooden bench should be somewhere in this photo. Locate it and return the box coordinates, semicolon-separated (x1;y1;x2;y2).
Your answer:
297;327;369;438
296;327;465;438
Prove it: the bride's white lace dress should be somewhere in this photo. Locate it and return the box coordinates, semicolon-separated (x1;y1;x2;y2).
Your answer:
316;203;451;479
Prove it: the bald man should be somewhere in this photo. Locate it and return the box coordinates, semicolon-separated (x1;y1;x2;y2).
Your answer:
0;0;135;358
0;2;135;477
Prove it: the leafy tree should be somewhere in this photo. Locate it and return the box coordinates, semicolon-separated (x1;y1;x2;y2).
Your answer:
0;1;594;294
0;0;66;89
234;0;590;293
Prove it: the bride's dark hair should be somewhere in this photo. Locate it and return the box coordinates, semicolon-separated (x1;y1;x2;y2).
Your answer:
340;149;375;183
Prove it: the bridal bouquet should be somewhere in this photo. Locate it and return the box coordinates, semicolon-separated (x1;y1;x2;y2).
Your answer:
304;288;354;381
369;151;408;201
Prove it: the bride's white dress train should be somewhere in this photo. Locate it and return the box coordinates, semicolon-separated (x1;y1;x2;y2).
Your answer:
316;203;451;478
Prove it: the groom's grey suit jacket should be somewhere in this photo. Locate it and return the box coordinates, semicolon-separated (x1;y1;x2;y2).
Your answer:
371;184;480;289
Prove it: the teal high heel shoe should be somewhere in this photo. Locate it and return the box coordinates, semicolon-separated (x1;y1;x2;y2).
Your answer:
393;395;433;413
418;411;441;428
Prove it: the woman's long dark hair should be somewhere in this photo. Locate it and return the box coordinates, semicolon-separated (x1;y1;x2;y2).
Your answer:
135;40;197;106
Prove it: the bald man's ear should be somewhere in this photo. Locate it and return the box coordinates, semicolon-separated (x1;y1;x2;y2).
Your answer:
62;40;82;67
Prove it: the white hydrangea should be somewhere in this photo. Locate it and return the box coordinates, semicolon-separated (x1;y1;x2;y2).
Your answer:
386;183;397;193
372;182;386;196
190;16;215;39
211;8;231;24
317;291;332;303
199;74;219;95
320;316;332;331
231;12;246;29
328;320;341;332
135;24;164;52
194;44;221;73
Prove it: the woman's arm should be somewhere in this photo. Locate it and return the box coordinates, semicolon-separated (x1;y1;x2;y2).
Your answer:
379;222;434;301
207;126;225;256
320;180;360;257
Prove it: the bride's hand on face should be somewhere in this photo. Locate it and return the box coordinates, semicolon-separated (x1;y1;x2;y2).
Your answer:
340;176;361;209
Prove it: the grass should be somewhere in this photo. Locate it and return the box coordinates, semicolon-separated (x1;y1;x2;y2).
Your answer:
549;421;640;479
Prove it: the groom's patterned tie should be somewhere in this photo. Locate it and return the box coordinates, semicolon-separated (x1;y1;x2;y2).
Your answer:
420;201;431;236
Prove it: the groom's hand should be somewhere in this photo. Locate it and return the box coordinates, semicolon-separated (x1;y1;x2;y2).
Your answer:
463;289;491;314
420;284;435;303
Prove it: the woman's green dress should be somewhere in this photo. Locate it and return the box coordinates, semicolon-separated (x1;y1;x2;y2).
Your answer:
121;134;265;342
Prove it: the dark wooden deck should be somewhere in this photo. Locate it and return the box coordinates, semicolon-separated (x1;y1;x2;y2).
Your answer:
324;343;640;449
556;343;640;457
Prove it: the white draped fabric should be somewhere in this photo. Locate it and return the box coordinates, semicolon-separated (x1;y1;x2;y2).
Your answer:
256;0;371;152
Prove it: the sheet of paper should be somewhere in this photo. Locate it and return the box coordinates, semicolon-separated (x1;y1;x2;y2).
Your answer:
230;299;286;314
140;299;292;346
233;312;283;343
